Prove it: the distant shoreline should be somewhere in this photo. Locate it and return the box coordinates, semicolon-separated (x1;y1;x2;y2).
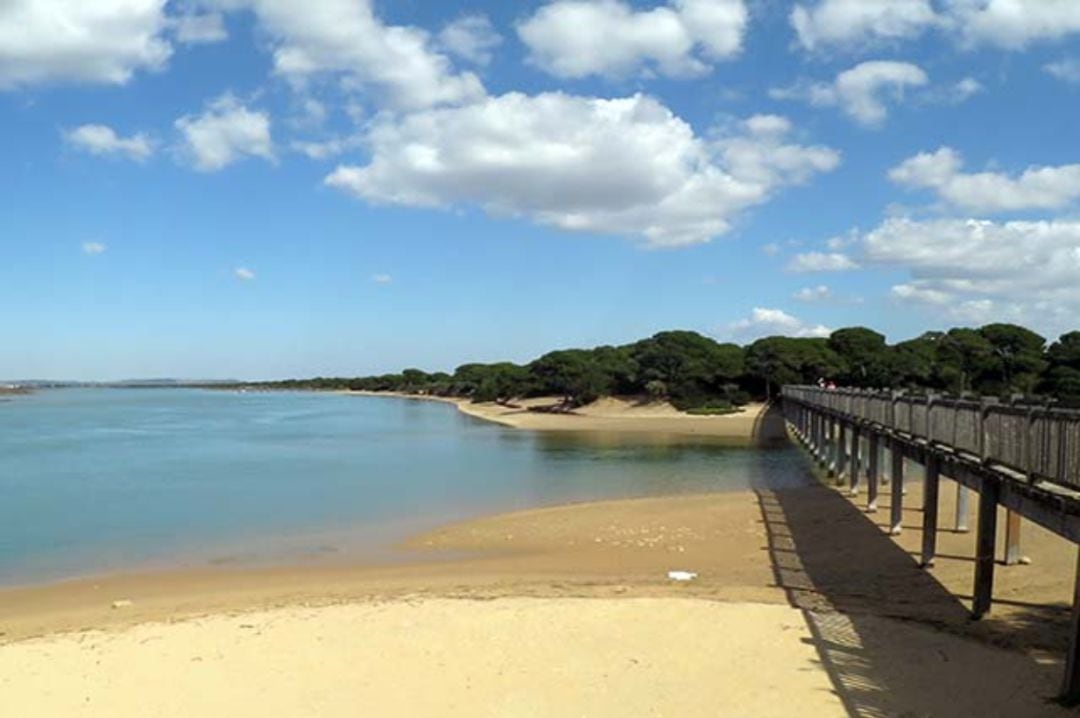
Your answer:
345;390;777;442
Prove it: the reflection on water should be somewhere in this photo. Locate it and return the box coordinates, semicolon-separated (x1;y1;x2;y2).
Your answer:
0;389;814;586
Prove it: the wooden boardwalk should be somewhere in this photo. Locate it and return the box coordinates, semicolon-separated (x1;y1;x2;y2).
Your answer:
782;386;1080;703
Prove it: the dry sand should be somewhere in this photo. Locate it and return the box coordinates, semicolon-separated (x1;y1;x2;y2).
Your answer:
351;391;774;442
2;596;1069;718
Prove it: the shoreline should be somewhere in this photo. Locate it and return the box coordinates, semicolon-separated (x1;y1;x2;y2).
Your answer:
347;390;780;443
2;482;1077;715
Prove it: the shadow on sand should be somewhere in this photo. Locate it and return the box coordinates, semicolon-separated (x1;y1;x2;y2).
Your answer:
753;407;1070;716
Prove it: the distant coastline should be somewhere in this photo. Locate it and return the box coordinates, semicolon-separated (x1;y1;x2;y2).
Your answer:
346;390;779;443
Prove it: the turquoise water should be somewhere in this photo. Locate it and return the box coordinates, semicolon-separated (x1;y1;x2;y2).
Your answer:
0;389;812;586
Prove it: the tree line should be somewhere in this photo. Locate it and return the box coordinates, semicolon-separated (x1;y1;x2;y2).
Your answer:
253;324;1080;410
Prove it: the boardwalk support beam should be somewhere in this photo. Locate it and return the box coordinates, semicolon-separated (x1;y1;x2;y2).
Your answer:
955;483;970;533
972;477;1000;619
921;454;940;568
1064;547;1080;704
867;433;879;513
890;440;904;536
1005;510;1024;565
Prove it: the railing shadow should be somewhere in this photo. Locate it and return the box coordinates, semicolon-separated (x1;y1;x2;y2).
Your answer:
756;480;1069;716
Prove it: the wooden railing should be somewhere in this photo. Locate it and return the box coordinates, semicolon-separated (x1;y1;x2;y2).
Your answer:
782;386;1080;493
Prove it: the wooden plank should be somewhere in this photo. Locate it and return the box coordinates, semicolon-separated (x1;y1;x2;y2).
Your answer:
921;454;941;568
890;440;904;535
867;433;879;512
972;477;1000;619
1062;547;1080;703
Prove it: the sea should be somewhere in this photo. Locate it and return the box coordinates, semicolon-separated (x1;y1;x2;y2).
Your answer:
0;388;814;587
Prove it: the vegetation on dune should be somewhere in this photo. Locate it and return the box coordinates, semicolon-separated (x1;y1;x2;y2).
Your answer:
253;323;1080;409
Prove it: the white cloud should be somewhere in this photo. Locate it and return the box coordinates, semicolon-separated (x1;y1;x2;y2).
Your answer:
171;11;228;45
291;135;362;160
208;0;483;111
852;217;1080;328
234;267;255;281
175;94;274;172
889;147;1080;213
762;242;781;256
1045;58;1080;84
0;0;172;88
950;0;1080;50
438;15;502;66
794;285;831;302
787;252;859;272
791;0;938;51
729;307;832;340
771;61;928;127
371;273;393;284
64;124;154;161
325;94;838;248
948;76;982;102
790;0;1080;51
82;241;107;255
517;0;747;80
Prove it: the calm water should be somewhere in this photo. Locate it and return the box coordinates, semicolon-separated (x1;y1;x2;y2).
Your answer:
0;389;813;586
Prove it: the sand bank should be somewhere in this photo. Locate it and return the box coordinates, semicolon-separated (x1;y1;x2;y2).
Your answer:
2;480;1078;715
350;391;778;442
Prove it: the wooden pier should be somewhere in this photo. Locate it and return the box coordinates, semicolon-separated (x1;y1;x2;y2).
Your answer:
782;386;1080;702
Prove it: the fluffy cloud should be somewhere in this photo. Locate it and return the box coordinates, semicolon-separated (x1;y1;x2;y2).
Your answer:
175;94;274;171
1045;58;1080;84
791;0;1080;51
371;273;393;284
951;0;1080;49
787;252;859;272
791;0;938;51
64;124;154;161
856;217;1080;326
325;95;838;247
438;15;502;66
889;147;1080;213
208;0;482;111
234;267;255;281
0;0;171;88
82;241;107;255
771;61;928;127
729;307;832;340
517;0;747;79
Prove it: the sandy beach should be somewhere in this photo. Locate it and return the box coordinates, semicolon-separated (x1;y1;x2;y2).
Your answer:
349;391;776;442
2;464;1078;716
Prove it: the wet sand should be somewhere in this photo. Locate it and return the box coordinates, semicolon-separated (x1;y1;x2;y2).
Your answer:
2;473;1078;715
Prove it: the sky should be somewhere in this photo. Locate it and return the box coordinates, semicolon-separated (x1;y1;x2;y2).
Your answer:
3;0;1080;381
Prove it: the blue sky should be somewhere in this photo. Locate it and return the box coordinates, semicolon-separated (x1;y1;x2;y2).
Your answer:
3;0;1080;380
